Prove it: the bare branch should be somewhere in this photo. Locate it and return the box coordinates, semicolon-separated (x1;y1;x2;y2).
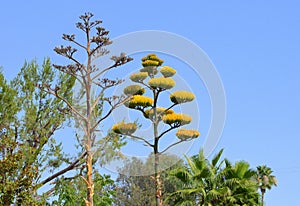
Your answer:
140;81;153;90
91;64;116;81
37;84;87;122
127;134;154;147
94;78;124;89
92;53;133;81
53;64;84;86
91;95;130;131
39;151;87;186
159;139;185;154
62;34;87;50
156;103;177;121
157;124;180;140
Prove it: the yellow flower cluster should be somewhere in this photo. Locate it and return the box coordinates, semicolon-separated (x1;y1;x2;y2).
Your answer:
162;113;192;125
125;95;153;108
130;72;148;82
160;66;176;77
170;91;195;104
176;129;200;140
123;85;145;96
141;54;164;66
112;122;137;135
144;107;174;121
148;77;175;90
142;60;160;67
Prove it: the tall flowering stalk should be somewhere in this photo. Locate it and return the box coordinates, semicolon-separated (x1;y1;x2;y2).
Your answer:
112;54;200;206
40;13;132;206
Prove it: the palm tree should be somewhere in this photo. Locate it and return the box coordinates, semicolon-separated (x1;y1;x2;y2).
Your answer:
167;149;261;206
222;160;260;205
167;149;228;205
256;165;277;206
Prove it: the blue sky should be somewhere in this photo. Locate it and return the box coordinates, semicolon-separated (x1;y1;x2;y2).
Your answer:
1;1;300;205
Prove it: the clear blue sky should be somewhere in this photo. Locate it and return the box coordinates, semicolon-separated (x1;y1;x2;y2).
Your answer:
1;1;300;205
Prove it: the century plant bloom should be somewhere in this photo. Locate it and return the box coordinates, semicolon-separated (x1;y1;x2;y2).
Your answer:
162;113;192;125
130;72;148;83
160;66;176;77
148;77;175;90
176;128;200;140
112;122;137;135
144;107;174;121
123;85;146;96
142;60;160;67
170;91;195;104
141;53;164;66
125;95;153;108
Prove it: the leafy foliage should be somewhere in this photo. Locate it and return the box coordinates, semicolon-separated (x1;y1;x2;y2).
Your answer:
114;154;183;206
0;59;75;205
168;149;261;206
52;172;115;206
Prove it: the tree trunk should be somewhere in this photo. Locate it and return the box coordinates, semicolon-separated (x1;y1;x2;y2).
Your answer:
154;153;162;206
154;120;162;205
261;188;265;206
153;91;163;206
85;150;94;206
85;47;94;206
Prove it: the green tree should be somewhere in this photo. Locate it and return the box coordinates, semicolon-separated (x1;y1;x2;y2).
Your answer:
168;149;261;206
112;54;200;205
0;59;77;205
45;12;132;206
51;171;115;206
256;165;277;206
114;154;183;206
222;160;260;205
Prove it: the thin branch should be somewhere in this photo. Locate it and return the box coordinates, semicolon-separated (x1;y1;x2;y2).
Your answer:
45;88;87;122
156;103;177;121
39;151;87;186
157;124;180;140
69;38;87;51
127;134;154;147
53;64;84;86
91;105;114;131
135;107;148;119
159;139;185;154
90;90;104;112
91;96;130;131
91;63;117;81
68;56;83;68
92;53;133;81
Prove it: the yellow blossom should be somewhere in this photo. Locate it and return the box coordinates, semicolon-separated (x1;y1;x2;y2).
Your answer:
130;72;148;82
144;107;174;121
125;95;153;108
142;60;160;67
112;122;137;135
148;77;175;90
123;85;145;96
162;113;192;125
176;129;200;140
142;54;164;66
170;91;195;104
160;66;176;77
